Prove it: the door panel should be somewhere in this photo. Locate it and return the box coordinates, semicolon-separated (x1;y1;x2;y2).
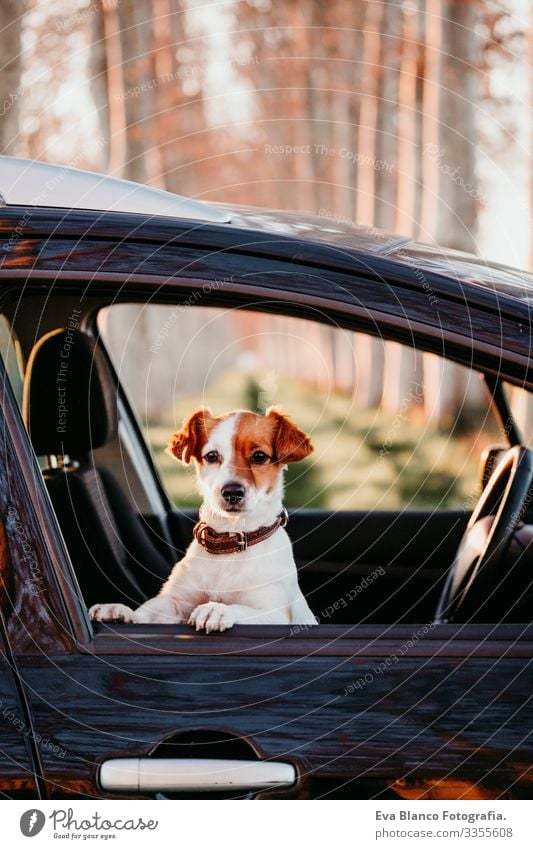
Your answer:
19;626;533;799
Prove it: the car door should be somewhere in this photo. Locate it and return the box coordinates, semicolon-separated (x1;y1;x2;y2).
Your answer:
3;220;533;799
3;360;532;800
15;609;533;799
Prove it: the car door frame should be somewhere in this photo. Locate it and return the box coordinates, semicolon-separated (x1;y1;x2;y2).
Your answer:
1;218;533;797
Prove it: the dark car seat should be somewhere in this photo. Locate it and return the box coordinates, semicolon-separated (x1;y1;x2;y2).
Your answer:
22;328;173;609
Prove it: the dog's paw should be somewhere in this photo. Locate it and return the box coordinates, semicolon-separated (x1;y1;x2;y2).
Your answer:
89;603;137;623
188;602;235;634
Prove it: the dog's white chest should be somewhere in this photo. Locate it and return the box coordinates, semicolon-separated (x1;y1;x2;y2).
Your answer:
184;530;291;601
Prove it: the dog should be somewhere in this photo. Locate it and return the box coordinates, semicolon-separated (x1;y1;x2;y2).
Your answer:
89;406;317;632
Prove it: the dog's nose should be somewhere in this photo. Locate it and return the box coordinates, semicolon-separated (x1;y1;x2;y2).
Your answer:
221;482;245;504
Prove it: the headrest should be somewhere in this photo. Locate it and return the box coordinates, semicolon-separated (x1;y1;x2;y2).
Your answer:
23;329;118;456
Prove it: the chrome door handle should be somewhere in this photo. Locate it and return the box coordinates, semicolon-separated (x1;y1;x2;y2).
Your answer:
99;758;296;793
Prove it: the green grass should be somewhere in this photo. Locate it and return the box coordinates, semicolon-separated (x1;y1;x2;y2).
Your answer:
146;369;500;511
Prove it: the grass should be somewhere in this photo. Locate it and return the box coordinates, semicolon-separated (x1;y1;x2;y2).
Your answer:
145;369;501;512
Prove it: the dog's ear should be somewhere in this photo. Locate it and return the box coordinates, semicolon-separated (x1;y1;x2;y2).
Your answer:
266;407;313;464
167;407;214;464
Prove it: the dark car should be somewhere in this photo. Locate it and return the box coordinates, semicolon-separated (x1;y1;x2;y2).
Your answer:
0;156;532;800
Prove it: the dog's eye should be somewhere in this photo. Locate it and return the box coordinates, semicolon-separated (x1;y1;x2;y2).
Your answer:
251;451;269;465
203;451;220;464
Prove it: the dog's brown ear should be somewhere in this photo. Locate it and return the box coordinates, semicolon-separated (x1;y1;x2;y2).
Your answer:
266;407;313;464
167;407;214;464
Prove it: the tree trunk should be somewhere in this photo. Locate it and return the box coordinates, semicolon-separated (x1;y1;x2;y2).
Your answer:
117;0;158;184
530;3;533;271
97;0;128;175
355;0;384;226
89;1;111;172
151;0;176;192
375;0;402;231
354;333;385;408
0;0;25;155
434;0;479;252
395;1;421;236
419;0;442;239
328;1;365;221
381;341;424;414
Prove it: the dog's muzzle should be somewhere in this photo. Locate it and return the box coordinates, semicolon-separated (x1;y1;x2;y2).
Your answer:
221;482;245;506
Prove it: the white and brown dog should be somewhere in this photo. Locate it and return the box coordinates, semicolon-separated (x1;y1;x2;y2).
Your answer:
89;407;317;632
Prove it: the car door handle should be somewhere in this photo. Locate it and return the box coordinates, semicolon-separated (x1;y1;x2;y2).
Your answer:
99;758;297;794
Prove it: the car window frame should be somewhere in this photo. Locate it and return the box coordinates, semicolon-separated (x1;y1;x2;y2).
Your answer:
94;300;509;518
3;265;533;650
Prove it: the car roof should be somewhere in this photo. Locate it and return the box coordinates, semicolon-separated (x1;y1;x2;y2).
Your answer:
0;156;230;224
221;204;533;306
1;156;532;307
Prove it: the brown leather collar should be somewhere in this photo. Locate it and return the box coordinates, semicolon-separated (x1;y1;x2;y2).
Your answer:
193;507;289;555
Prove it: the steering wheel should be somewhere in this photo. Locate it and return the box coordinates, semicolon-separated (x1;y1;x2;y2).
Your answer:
435;445;533;623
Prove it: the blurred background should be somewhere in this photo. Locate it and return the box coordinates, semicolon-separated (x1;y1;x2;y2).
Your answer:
1;0;531;508
2;0;531;261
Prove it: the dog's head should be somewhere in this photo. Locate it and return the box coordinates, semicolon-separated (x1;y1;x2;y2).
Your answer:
167;407;313;518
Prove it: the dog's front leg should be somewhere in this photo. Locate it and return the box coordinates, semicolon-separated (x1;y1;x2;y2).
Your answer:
132;595;184;624
89;595;184;625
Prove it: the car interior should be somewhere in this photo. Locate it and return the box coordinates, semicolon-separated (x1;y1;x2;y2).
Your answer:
2;290;533;629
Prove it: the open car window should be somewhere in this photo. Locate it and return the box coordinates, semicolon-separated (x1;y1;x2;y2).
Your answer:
98;303;503;513
7;295;518;631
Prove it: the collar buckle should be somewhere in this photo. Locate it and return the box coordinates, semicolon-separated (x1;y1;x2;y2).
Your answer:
236;530;248;552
